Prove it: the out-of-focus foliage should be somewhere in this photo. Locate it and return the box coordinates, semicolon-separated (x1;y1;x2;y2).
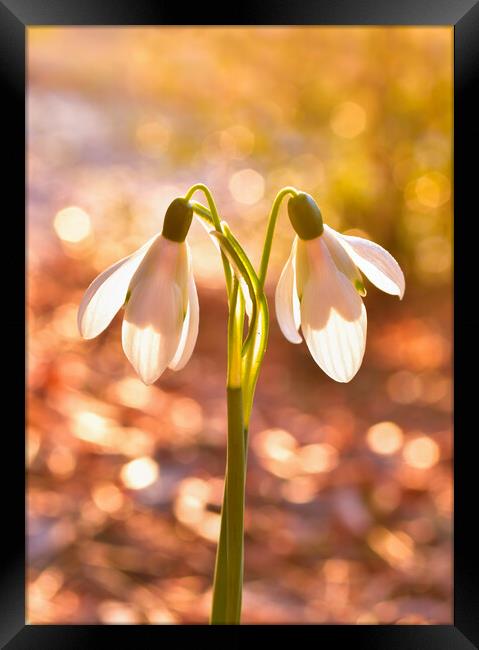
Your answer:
27;27;452;624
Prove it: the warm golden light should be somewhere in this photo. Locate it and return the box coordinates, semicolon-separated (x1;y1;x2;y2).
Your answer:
170;398;203;435
135;119;170;156
120;457;159;490
221;124;255;159
47;446;76;477
366;422;404;455
281;476;317;503
254;428;297;461
297;443;339;473
98;600;141;624
174;477;210;526
403;436;440;469
415;171;450;208
228;168;265;205
330;101;367;138
53;206;92;243
112;377;152;409
91;482;124;513
386;371;422;405
367;526;415;569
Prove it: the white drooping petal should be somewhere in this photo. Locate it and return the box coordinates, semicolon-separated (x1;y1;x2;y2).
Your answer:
168;264;199;371
121;237;187;384
300;237;367;383
322;226;366;295
78;235;160;340
275;237;302;344
325;224;405;299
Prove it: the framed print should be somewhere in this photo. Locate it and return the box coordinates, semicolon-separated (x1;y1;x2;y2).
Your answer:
1;0;478;647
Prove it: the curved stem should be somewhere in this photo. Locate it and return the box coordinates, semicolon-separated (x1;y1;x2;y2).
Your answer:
186;189;250;623
185;184;233;295
218;224;269;428
258;186;298;288
187;188;290;623
190;201;214;226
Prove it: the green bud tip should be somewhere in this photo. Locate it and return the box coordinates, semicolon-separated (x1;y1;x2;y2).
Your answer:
287;192;324;240
354;279;367;297
161;197;194;243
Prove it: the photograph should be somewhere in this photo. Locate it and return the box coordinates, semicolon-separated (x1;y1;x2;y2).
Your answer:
26;26;453;626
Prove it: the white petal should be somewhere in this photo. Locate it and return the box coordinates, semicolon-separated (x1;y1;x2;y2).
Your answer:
78;235;159;340
168;270;199;371
122;238;187;384
325;225;405;299
322;226;366;295
275;237;302;344
300;238;367;383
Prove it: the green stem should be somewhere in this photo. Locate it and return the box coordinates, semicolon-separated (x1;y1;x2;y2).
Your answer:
258;186;298;288
214;190;298;619
190;190;292;623
185;184;232;295
225;282;245;623
241;187;297;426
225;384;244;623
210;475;229;623
210;281;245;624
184;188;236;623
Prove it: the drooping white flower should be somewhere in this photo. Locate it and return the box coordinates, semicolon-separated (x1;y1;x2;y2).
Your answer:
275;193;405;383
78;198;199;385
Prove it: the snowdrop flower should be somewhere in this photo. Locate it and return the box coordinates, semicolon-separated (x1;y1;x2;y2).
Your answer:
275;192;405;383
78;198;199;385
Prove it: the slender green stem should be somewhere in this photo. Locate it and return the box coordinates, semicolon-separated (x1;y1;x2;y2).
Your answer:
225;384;244;623
241;187;298;426
210;281;246;624
184;188;236;623
186;184;233;295
218;224;269;427
190;201;214;226
189;191;288;623
224;282;246;623
210;475;229;623
258;186;298;288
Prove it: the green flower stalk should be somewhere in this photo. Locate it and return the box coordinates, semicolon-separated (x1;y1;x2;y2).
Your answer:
78;183;405;624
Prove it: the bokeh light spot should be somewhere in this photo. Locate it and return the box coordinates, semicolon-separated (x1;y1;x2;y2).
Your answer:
228;168;265;205
386;371;422;404
53;206;91;243
366;422;404;455
47;446;76;478
330;101;367;138
91;482;124;513
120;457;159;490
297;443;339;473
415;171;450;208
403;436;440;469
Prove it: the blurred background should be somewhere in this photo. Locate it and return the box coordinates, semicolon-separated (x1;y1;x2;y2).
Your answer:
27;27;452;624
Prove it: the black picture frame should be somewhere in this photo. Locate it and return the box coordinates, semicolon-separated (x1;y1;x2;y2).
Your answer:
2;0;478;646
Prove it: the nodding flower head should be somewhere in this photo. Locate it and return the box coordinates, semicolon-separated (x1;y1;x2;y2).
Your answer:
78;197;199;385
276;192;405;383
